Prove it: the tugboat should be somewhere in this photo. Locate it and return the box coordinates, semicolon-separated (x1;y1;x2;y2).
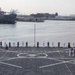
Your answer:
0;7;17;24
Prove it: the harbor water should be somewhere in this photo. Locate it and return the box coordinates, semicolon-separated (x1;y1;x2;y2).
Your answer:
0;20;75;47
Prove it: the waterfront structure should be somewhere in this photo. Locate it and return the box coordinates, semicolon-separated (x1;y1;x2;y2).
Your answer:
16;13;58;22
30;12;58;20
17;12;75;21
51;15;75;20
16;15;44;22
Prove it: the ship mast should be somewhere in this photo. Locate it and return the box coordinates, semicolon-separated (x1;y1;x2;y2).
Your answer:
0;7;1;12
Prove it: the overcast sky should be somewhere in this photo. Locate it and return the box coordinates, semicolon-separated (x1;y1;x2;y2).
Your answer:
0;0;75;15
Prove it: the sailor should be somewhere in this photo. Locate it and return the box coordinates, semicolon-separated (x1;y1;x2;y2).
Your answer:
74;49;75;57
5;44;8;50
71;48;74;56
69;48;73;56
13;42;15;47
43;41;45;47
69;49;71;56
52;42;54;47
22;41;24;47
63;43;65;47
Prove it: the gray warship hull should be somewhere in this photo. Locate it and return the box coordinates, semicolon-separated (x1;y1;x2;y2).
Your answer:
0;14;17;24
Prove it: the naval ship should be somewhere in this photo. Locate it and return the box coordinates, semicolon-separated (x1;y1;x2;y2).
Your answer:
0;8;17;24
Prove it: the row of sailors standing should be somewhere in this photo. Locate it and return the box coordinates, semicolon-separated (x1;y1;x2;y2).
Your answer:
69;48;75;57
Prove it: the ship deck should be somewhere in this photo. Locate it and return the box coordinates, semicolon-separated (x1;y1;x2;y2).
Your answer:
0;47;75;75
